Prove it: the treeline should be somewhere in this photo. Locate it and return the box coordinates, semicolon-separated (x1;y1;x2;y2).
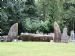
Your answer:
0;0;75;35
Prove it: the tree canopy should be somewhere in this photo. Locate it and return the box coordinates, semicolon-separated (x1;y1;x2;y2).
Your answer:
0;0;75;35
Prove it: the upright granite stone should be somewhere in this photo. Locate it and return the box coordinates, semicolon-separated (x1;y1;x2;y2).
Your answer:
54;21;61;42
61;27;68;43
7;23;18;42
70;30;75;42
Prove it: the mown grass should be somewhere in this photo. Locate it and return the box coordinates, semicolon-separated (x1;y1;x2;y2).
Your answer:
0;42;75;56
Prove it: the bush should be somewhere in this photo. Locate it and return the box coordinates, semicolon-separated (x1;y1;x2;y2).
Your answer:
22;17;41;33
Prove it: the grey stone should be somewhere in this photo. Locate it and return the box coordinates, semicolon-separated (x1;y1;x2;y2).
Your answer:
0;36;4;42
74;33;75;40
20;33;53;42
1;36;8;42
70;30;75;42
54;21;61;42
7;23;18;42
61;27;68;43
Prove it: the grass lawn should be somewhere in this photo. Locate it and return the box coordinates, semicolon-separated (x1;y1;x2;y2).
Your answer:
0;42;75;56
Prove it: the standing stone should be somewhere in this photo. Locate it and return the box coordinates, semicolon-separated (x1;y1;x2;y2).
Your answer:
54;21;61;42
74;33;75;38
2;36;8;42
0;36;4;42
70;30;75;42
7;23;18;42
74;33;75;42
61;27;68;43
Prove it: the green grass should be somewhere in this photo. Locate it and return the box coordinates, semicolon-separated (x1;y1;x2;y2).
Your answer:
0;42;75;56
